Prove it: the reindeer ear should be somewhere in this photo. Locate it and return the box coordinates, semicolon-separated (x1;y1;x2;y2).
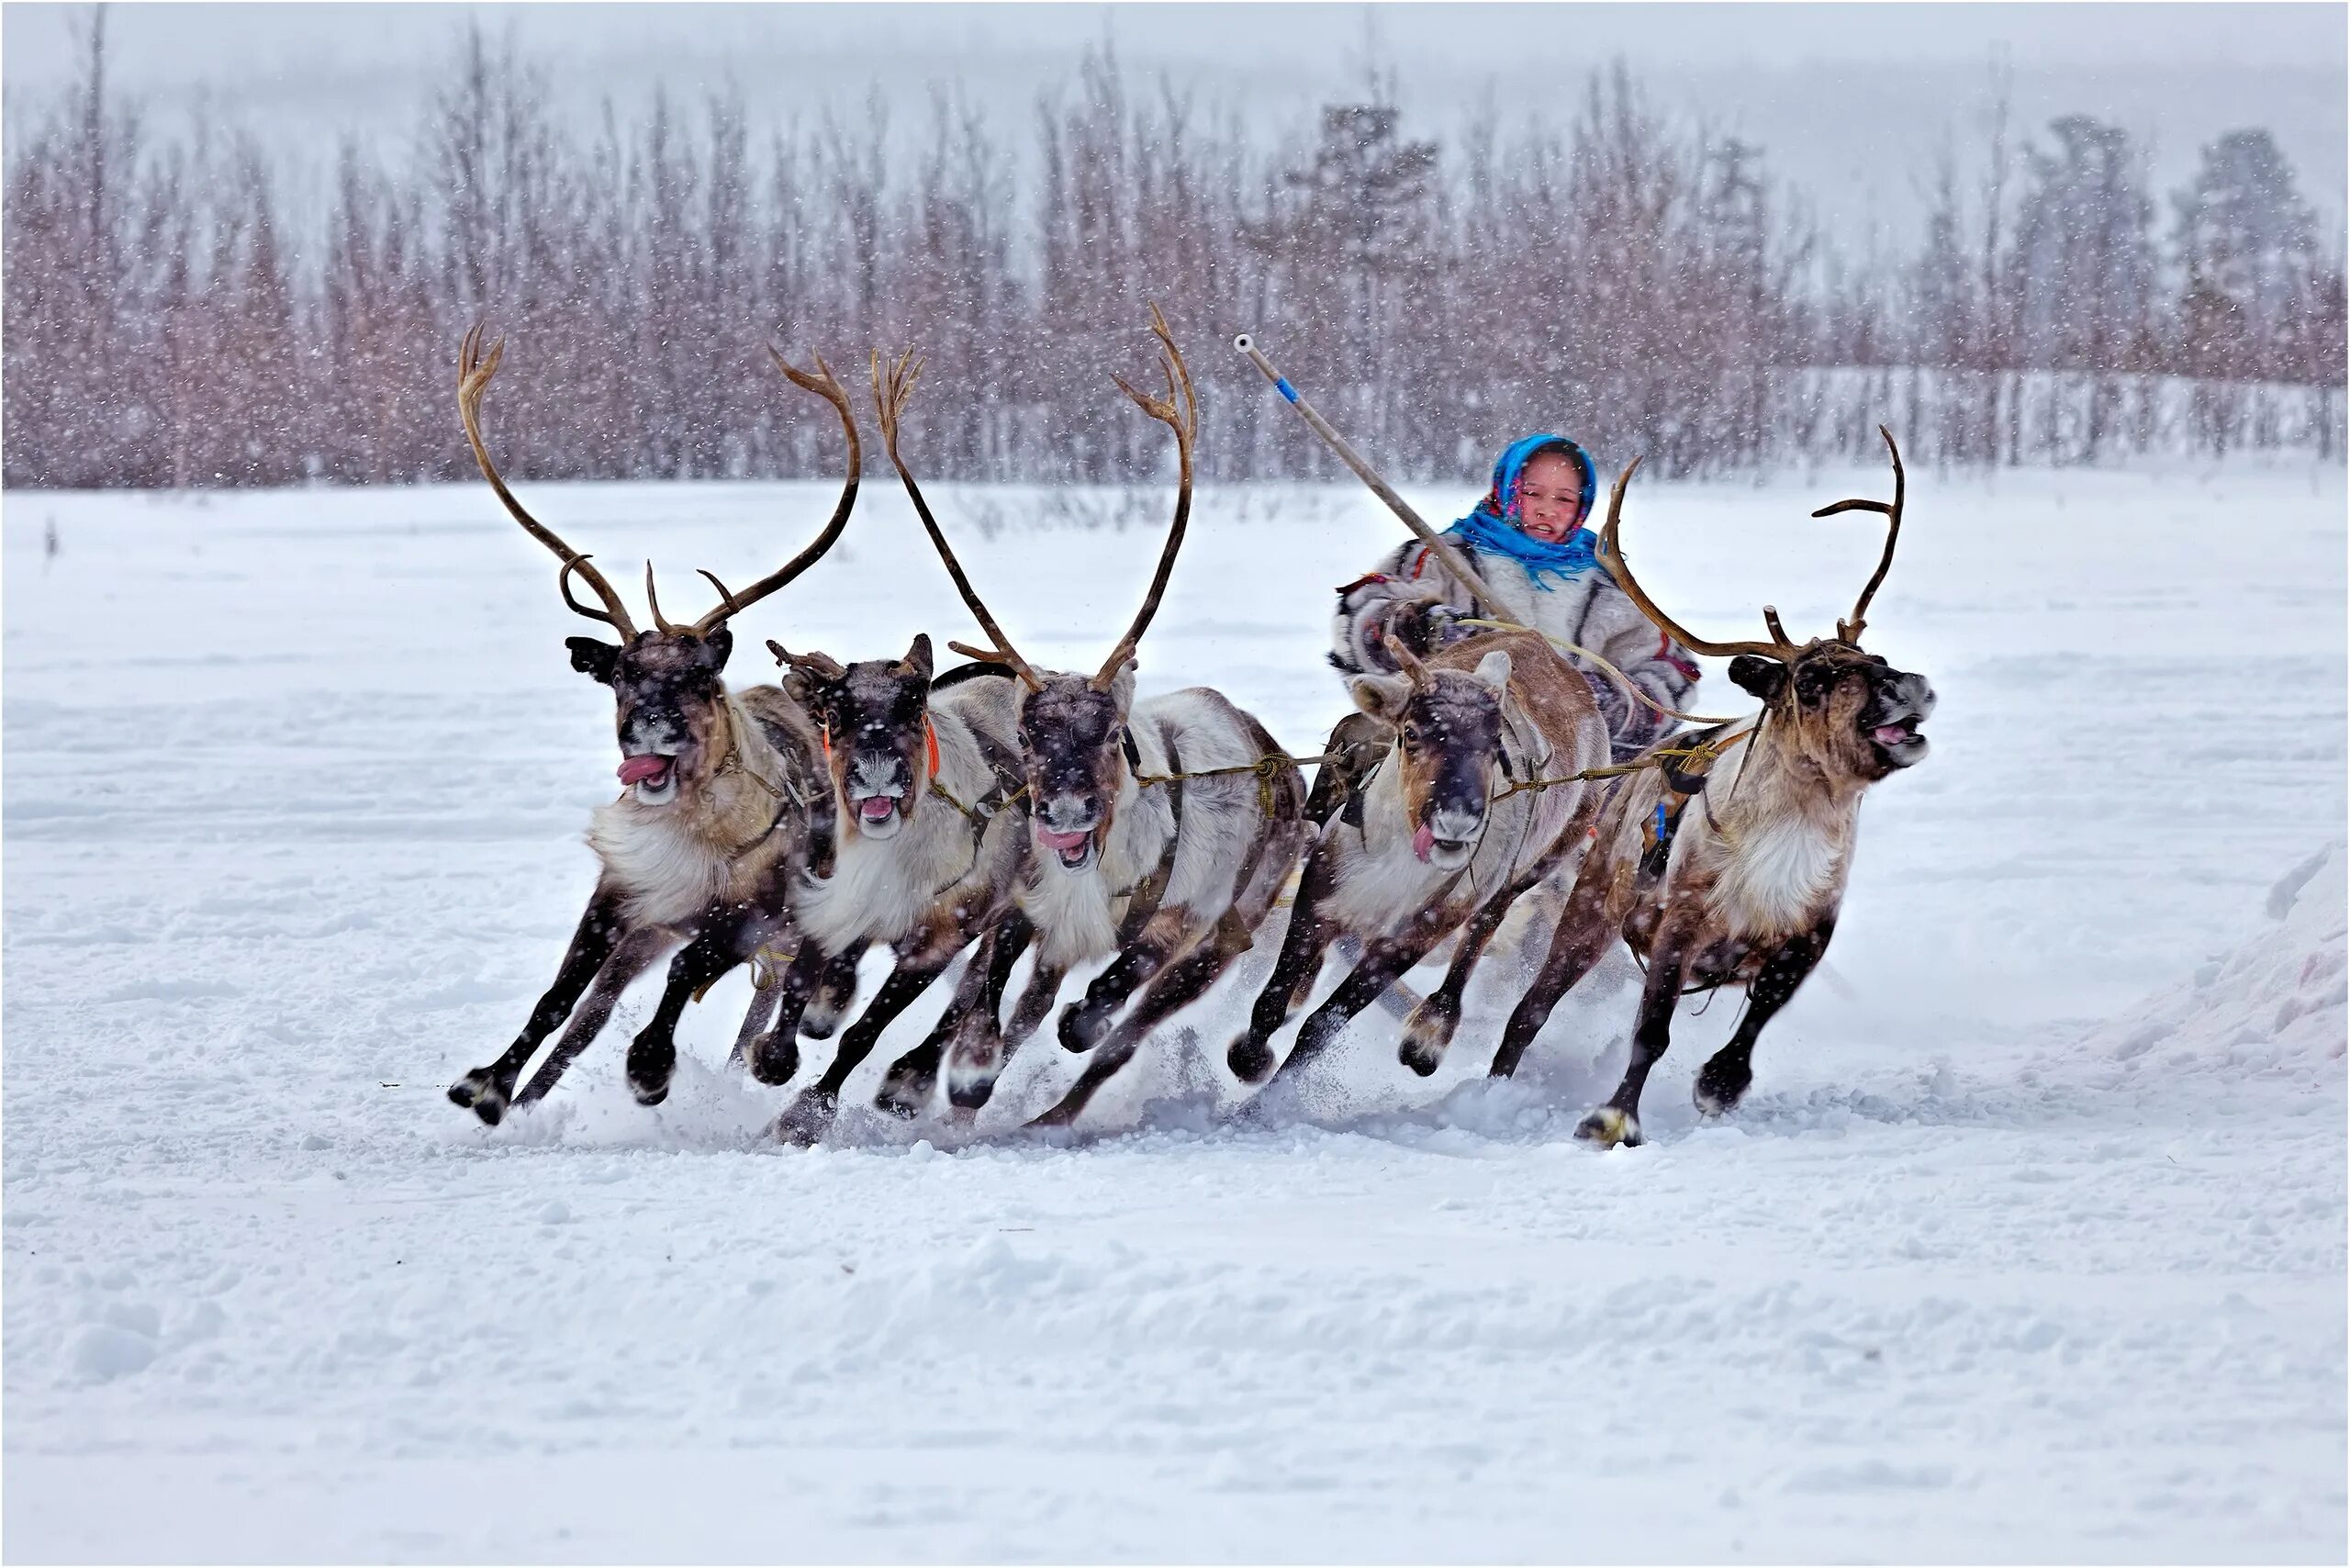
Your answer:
901;633;934;682
565;636;621;685
1100;657;1137;714
1471;649;1513;695
700;624;734;670
1349;672;1413;724
1729;655;1786;702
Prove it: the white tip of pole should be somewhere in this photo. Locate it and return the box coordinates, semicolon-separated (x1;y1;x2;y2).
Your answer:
1233;334;1254;353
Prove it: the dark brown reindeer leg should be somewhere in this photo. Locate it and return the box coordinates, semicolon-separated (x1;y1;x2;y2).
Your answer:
1574;904;1706;1148
775;917;976;1143
511;924;677;1109
1275;896;1470;1084
1489;864;1619;1080
1399;799;1597;1077
1057;903;1195;1054
1693;919;1834;1118
944;912;1036;1112
799;944;867;1041
1035;813;1306;1127
449;885;629;1126
1002;956;1069;1048
873;902;1016;1119
625;907;769;1106
1228;843;1345;1084
745;944;830;1086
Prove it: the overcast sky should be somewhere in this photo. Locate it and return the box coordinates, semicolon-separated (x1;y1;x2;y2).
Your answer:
6;3;2344;243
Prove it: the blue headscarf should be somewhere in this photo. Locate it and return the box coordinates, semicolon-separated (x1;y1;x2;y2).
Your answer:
1442;433;1606;590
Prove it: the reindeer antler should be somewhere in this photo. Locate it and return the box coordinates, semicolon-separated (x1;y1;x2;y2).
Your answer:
1093;302;1198;689
1810;425;1905;645
874;348;1043;690
1596;456;1802;662
457;323;638;640
688;348;862;635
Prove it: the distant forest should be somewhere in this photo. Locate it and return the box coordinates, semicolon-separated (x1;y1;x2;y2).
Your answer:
5;14;2344;489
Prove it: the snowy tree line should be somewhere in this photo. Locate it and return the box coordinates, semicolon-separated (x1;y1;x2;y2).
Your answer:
5;18;2342;490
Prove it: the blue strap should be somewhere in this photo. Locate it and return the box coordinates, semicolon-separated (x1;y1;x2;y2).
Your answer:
1274;377;1299;404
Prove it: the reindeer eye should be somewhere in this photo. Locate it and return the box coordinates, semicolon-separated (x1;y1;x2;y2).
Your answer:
1401;723;1423;747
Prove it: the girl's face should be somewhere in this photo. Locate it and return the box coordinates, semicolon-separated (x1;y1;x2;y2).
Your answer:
1514;451;1584;543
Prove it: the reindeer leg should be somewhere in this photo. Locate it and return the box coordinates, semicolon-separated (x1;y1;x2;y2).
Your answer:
799;943;867;1041
1401;797;1597;1077
624;911;762;1106
776;921;968;1143
449;886;628;1126
1575;911;1703;1148
1002;955;1069;1049
745;945;829;1086
1694;920;1834;1118
945;913;1035;1112
1057;902;1199;1054
1277;902;1466;1084
1490;856;1621;1080
511;925;677;1109
1228;844;1344;1084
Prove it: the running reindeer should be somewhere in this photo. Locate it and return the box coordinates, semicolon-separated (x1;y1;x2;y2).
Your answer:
813;308;1314;1133
444;327;858;1126
742;622;1030;1143
1225;621;1614;1090
1490;429;1935;1148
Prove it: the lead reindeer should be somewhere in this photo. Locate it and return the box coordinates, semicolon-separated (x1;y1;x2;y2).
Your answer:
1490;430;1936;1148
834;310;1314;1133
443;327;860;1126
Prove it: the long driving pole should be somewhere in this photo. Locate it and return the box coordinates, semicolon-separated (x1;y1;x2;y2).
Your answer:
1233;333;1504;611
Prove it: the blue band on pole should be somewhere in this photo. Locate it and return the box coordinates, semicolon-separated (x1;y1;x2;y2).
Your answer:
1274;377;1298;404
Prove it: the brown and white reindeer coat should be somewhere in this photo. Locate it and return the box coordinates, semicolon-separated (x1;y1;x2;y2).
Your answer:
442;328;858;1126
1225;621;1614;1089
834;312;1315;1133
1490;430;1937;1148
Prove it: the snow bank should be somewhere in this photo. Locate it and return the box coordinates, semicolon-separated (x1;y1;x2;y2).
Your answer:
2090;843;2348;1073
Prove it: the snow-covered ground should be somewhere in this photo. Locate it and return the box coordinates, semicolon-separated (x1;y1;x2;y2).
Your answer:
6;460;2344;1562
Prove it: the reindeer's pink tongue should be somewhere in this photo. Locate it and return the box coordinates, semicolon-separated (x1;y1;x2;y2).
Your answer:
618;755;671;786
1037;827;1091;852
859;796;897;821
1413;823;1437;862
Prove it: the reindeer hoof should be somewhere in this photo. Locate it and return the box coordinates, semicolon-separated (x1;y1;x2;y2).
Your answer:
748;1030;800;1087
1227;1035;1275;1084
1058;1002;1110;1055
625;1036;675;1107
772;1091;838;1147
1574;1106;1642;1148
1398;999;1459;1078
1694;1058;1753;1117
873;1066;934;1121
448;1070;508;1126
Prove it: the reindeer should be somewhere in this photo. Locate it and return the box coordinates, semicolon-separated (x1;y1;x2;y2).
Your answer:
809;310;1313;1135
442;327;858;1126
738;625;1030;1141
1488;430;1936;1148
1223;617;1614;1091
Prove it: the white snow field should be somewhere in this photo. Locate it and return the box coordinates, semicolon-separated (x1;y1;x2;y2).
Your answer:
5;459;2344;1562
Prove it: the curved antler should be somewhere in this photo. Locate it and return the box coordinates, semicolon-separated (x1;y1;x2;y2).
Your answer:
1092;302;1198;689
1596;455;1801;662
688;347;862;635
1811;425;1905;645
458;323;638;640
873;348;1042;690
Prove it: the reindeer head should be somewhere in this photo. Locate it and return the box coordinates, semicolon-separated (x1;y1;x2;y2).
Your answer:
1599;427;1936;789
874;306;1195;876
771;634;936;841
455;325;857;808
1348;644;1516;868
